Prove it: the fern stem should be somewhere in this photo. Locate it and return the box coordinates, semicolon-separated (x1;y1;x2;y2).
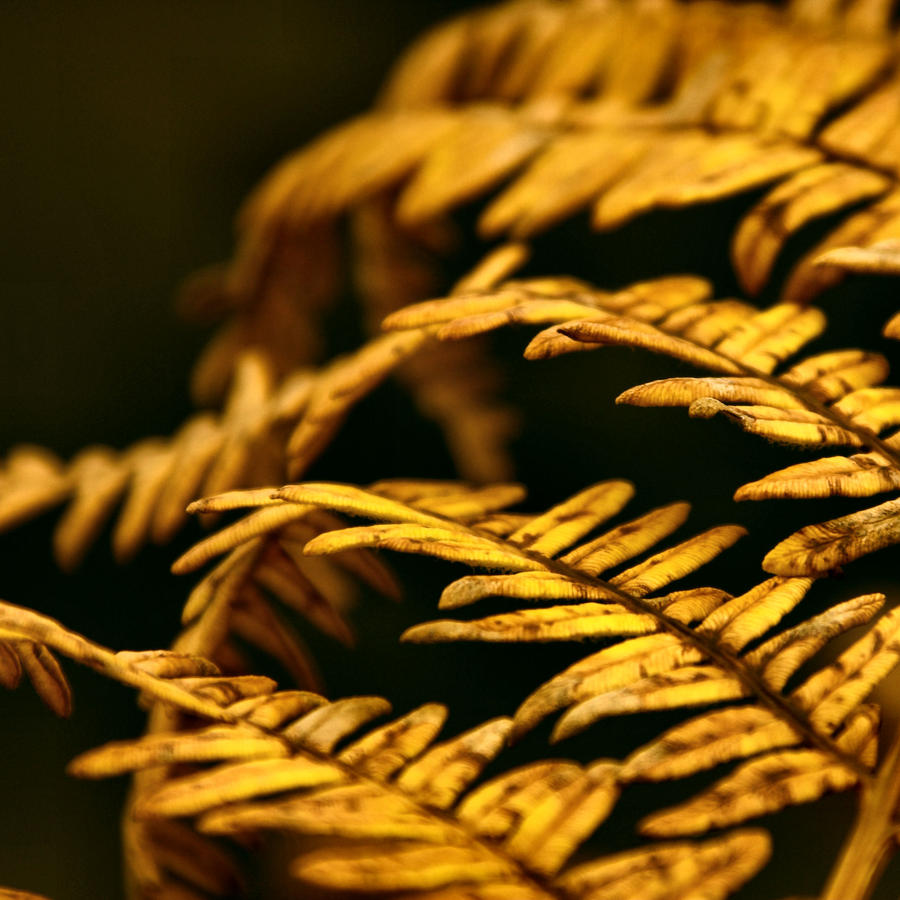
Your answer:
820;722;900;900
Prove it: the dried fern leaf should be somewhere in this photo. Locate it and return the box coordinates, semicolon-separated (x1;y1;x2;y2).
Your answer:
763;496;900;574
0;446;71;530
173;482;556;693
621;706;799;781
785;191;900;304
736;452;900;500
126;816;244;898
261;477;893;807
640;706;879;837
0;593;792;899
554;829;771;900
71;673;767;900
284;330;430;479
187;0;900;456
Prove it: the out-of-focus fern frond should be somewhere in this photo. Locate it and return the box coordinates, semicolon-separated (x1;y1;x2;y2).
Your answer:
212;0;900;378
69;681;772;900
0;321;488;565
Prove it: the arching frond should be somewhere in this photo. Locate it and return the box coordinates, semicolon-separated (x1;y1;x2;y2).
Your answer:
180;480;900;844
0;599;771;900
380;271;900;575
71;686;772;900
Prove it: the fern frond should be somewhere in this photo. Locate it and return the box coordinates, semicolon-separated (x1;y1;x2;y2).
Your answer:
380;269;900;575
0;598;770;899
69;679;770;900
183;479;900;841
0;600;257;721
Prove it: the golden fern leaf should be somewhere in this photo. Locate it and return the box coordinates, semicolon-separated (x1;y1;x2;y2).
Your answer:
0;600;266;722
121;704;247;900
380;269;900;575
0;598;770;899
225;482;900;833
183;479;900;837
69;681;770;900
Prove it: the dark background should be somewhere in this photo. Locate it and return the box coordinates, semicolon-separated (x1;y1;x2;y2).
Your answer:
2;2;900;898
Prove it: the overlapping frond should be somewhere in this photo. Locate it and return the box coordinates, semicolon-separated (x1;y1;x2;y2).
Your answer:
380;271;900;576
0;599;771;900
179;478;900;847
210;0;900;384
